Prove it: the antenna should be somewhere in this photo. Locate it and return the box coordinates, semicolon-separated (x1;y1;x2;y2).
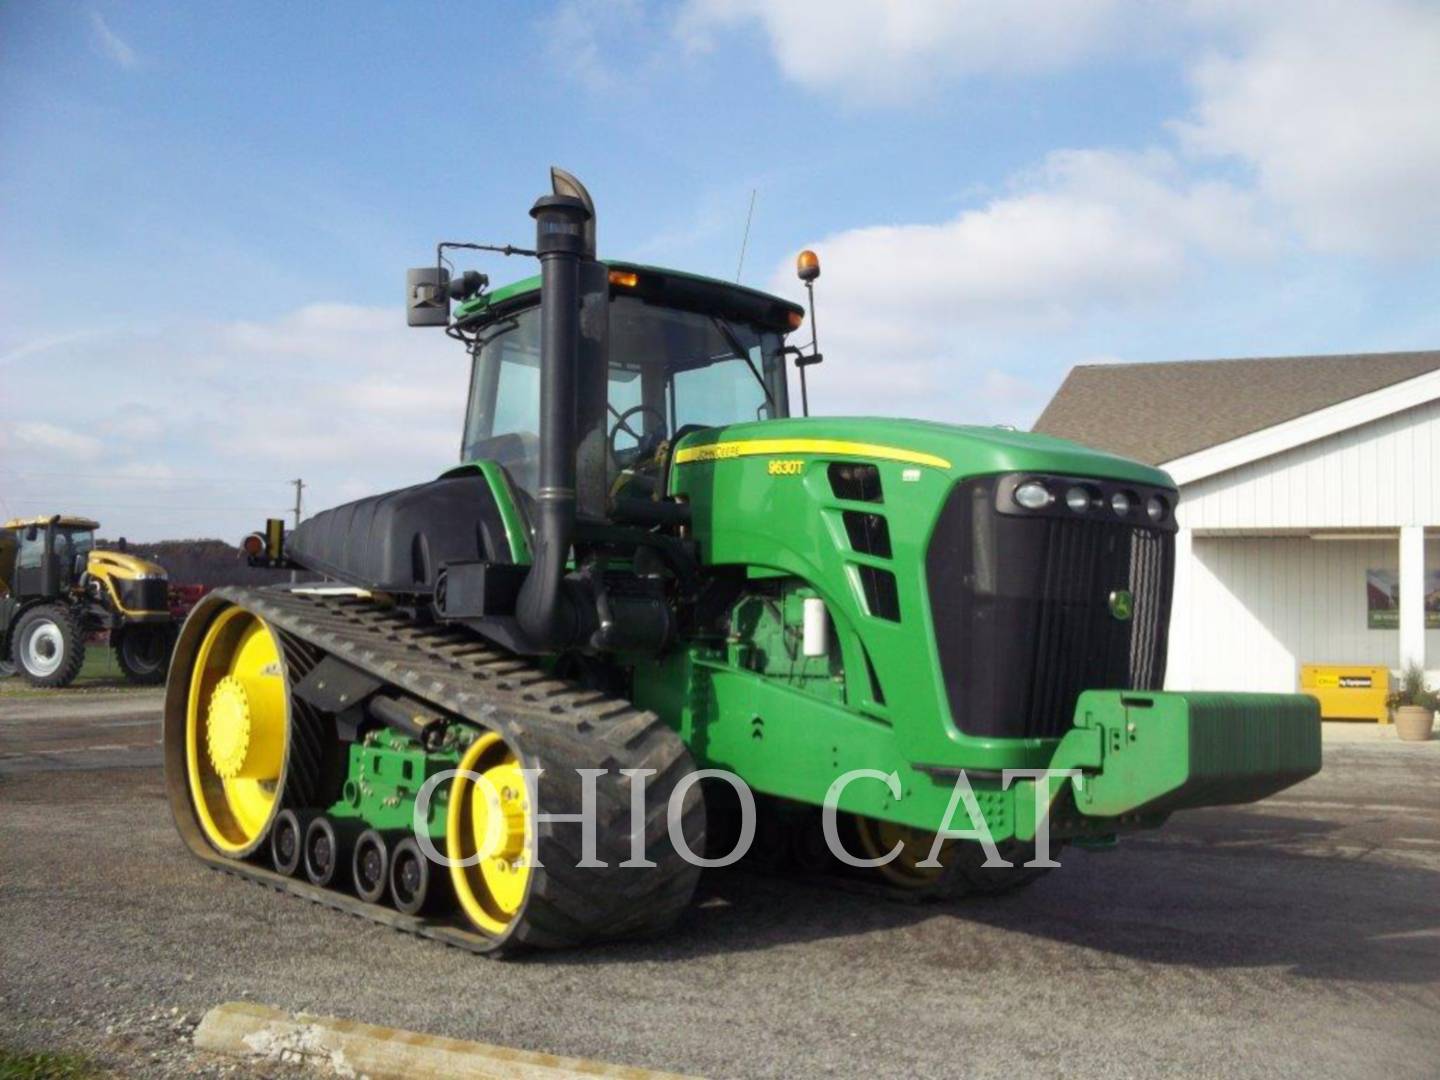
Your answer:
735;189;757;283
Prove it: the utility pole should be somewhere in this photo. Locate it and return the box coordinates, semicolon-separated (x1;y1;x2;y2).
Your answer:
289;478;304;583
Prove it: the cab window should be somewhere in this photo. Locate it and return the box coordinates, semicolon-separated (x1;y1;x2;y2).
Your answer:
16;529;44;570
461;292;790;495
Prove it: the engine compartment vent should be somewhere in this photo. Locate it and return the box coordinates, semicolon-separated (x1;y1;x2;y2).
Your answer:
856;565;900;621
843;511;892;559
828;462;882;503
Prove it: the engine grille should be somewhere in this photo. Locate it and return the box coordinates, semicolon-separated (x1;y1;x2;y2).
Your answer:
117;578;169;613
926;476;1174;740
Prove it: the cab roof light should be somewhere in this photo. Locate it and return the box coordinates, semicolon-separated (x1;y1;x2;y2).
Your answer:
787;310;805;330
796;249;821;282
608;269;639;288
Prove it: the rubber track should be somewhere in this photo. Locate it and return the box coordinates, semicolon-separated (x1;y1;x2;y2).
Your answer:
171;586;704;957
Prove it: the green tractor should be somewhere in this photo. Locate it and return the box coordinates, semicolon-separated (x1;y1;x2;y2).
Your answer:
163;169;1320;954
1;515;176;687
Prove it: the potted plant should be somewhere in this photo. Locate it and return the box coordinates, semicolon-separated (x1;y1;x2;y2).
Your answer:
1387;663;1438;742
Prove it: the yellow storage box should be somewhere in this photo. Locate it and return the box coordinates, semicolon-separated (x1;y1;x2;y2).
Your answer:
1299;664;1391;723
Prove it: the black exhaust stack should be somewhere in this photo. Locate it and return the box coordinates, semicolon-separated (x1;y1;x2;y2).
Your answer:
516;176;595;651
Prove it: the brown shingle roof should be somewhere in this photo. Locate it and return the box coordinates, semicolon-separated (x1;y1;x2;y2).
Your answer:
1032;350;1440;465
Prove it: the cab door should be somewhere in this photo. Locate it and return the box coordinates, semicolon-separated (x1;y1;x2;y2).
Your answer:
12;526;48;597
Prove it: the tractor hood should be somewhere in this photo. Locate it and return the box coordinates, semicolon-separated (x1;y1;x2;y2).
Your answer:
671;416;1173;489
89;549;168;580
668;414;1181;771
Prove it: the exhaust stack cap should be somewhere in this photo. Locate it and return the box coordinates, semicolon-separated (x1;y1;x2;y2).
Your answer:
547;166;596;258
529;194;592;258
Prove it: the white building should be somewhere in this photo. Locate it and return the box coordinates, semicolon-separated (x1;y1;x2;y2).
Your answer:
1035;351;1439;693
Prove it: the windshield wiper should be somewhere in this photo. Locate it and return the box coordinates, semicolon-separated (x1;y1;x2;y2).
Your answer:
710;317;774;409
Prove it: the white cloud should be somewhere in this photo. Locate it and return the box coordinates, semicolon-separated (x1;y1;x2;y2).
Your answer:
2;421;105;461
669;1;1439;427
677;0;1142;103
0;304;471;541
98;408;166;442
1176;0;1440;258
677;1;1440;259
764;148;1271;421
775;149;1263;338
89;10;138;70
546;0;651;93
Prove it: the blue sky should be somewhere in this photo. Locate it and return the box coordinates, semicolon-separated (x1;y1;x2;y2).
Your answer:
3;1;1438;541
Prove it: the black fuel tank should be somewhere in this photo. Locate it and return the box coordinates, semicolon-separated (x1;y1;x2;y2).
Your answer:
287;472;522;593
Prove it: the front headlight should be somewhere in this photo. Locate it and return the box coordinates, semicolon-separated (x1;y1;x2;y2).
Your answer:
1146;495;1168;522
1014;481;1053;509
1110;491;1133;517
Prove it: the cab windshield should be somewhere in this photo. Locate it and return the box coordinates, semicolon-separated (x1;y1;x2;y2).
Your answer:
52;529;94;573
461;294;789;494
14;527;93;570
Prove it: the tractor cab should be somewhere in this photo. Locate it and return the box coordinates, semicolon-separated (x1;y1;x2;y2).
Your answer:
1;516;98;599
454;263;801;516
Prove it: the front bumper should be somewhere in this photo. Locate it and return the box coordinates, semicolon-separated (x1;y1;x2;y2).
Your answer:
1015;690;1321;840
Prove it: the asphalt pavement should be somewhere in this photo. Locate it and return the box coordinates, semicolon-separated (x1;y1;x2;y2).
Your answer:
1;689;1437;1079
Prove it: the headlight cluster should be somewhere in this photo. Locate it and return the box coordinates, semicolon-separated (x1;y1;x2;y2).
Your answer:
999;473;1175;527
1014;481;1053;510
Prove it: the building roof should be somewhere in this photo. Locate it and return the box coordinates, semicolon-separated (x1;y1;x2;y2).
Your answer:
1032;350;1440;465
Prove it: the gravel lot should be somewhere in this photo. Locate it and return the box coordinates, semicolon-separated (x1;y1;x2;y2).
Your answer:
1;689;1437;1079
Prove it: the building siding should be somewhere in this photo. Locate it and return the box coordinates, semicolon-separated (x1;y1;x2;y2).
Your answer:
1177;397;1440;531
1170;536;1440;692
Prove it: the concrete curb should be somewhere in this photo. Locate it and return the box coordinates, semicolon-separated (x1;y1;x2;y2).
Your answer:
193;1001;697;1080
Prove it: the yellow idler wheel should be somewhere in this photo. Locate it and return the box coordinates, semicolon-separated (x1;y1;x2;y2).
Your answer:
447;732;533;937
851;815;955;890
184;605;290;856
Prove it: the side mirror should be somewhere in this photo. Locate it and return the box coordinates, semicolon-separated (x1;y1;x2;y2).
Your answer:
24;526;37;542
406;267;451;327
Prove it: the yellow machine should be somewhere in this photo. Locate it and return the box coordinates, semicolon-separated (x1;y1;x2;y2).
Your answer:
0;515;176;687
1300;664;1391;724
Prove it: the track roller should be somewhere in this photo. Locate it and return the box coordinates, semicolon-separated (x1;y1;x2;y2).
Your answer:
389;836;443;916
304;816;352;888
352;829;390;904
271;809;305;877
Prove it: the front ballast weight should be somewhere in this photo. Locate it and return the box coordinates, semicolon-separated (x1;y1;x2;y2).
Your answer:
163;587;705;954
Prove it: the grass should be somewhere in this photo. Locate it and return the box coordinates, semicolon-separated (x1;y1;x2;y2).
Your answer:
0;645;154;698
0;1047;102;1080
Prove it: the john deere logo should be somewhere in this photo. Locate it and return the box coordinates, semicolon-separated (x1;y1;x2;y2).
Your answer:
1108;589;1134;621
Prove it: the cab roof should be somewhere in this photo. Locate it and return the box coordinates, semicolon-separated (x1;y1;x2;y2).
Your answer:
454;260;805;335
3;515;101;530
